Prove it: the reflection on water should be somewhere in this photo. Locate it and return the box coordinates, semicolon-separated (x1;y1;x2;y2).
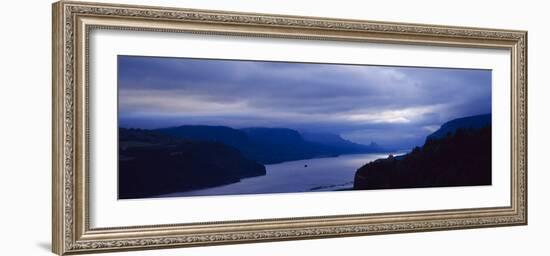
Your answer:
161;153;391;198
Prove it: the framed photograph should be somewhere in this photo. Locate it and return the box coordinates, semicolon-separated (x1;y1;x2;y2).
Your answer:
52;1;527;255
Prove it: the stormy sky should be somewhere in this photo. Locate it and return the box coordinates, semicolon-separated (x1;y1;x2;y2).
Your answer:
118;55;491;149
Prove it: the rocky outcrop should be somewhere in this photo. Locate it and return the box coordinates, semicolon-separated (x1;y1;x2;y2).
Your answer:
354;114;492;190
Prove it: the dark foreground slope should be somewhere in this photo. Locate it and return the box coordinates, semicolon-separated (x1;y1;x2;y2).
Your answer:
354;114;491;190
118;128;265;199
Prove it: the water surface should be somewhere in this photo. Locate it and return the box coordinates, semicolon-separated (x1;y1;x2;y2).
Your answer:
161;153;390;197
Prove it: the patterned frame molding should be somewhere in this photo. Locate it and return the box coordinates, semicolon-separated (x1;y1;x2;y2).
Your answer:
52;1;527;255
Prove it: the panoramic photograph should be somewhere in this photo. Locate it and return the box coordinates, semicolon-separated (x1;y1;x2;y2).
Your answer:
117;55;492;199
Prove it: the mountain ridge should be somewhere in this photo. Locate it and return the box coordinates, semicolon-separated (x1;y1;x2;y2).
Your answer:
153;125;386;164
427;113;491;140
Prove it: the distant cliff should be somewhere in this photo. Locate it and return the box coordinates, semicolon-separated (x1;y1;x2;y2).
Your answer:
353;114;492;190
118;128;266;199
156;125;385;164
301;131;384;154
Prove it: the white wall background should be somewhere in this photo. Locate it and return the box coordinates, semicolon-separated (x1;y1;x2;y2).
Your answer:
0;0;547;255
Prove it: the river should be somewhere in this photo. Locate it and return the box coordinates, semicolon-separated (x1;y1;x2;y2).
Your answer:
160;152;391;198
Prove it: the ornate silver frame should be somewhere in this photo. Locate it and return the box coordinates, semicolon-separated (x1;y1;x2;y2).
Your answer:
52;1;527;255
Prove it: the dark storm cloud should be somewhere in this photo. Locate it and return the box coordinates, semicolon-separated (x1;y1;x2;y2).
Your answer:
118;55;491;149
